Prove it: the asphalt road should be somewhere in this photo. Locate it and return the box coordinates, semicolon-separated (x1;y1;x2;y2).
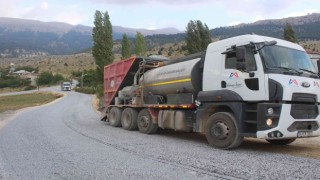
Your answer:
0;91;319;179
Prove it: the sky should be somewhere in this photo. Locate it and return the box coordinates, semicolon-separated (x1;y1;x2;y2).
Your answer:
0;0;319;30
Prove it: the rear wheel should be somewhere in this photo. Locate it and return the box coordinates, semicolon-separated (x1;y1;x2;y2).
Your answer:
267;138;296;145
121;108;138;130
137;109;158;134
109;107;122;127
205;112;243;149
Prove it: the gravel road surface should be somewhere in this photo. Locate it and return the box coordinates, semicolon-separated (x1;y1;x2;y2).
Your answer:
0;91;319;179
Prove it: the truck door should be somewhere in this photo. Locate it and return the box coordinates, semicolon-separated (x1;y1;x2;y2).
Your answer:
221;46;266;101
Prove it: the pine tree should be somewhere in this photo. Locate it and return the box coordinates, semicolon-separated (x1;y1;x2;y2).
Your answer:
185;20;212;54
283;22;298;43
92;10;113;83
121;34;131;59
135;32;147;56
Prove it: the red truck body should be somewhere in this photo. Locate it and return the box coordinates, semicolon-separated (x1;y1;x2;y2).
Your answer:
103;57;137;107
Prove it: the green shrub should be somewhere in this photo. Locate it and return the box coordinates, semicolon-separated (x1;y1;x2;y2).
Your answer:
24;85;37;91
37;71;65;85
74;87;96;94
37;72;54;85
96;84;104;98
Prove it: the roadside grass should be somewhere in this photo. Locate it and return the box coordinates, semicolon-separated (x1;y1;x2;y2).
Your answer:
0;92;63;113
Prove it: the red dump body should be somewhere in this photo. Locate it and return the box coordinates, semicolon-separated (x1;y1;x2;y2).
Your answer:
103;57;138;107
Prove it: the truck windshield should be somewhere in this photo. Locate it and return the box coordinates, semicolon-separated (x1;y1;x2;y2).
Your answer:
260;45;317;74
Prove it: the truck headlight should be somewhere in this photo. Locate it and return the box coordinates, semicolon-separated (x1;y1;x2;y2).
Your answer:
266;118;273;126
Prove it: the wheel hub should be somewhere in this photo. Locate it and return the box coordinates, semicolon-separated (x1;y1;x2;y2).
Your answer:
211;122;229;140
140;116;149;128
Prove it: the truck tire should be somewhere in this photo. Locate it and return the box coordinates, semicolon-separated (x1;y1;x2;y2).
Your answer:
266;138;296;145
121;108;138;130
109;107;122;127
137;109;158;134
205;112;243;149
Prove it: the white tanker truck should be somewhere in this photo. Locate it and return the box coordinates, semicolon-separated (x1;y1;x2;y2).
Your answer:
101;34;320;149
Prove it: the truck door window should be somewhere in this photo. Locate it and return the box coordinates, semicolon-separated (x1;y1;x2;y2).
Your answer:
225;47;257;71
225;52;237;69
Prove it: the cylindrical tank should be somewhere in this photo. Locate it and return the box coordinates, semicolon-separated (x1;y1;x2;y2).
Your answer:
141;58;202;95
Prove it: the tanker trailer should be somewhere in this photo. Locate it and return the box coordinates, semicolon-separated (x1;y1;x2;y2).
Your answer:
102;34;320;149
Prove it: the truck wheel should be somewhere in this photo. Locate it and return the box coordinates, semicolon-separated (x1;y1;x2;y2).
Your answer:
109;107;122;127
121;108;138;130
205;112;243;149
266;138;296;145
137;109;158;134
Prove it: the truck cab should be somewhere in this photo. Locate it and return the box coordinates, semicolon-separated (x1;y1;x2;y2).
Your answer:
61;82;71;91
199;35;320;147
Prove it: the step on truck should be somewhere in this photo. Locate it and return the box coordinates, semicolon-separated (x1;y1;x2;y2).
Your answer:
101;34;320;149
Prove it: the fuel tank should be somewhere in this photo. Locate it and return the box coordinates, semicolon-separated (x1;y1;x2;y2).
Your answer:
141;58;202;95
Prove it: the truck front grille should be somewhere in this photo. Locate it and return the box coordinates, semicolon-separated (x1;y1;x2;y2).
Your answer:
290;93;318;119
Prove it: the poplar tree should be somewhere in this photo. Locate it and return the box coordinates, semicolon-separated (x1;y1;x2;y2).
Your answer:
185;20;212;54
121;34;131;59
135;32;147;56
283;22;298;43
92;10;113;83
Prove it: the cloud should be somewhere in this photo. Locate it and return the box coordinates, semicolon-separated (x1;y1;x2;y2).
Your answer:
228;21;242;26
41;2;49;9
88;0;209;5
219;0;296;17
0;0;21;17
54;12;86;25
283;9;318;18
254;16;264;21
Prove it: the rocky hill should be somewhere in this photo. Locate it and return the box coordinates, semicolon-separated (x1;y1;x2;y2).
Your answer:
0;17;181;57
1;13;320;59
213;13;320;40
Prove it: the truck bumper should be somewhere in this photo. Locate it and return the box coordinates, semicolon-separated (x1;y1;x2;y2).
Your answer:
256;104;320;139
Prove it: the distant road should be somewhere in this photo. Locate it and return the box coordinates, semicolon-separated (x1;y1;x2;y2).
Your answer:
0;80;78;97
0;86;60;97
0;91;319;179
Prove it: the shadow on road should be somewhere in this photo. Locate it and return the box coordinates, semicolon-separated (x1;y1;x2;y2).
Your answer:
156;129;320;159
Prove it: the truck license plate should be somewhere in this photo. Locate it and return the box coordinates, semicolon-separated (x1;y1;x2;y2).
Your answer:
297;131;313;137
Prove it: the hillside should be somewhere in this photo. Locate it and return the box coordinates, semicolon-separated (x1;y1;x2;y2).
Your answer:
0;17;181;57
0;53;95;76
213;13;320;40
143;13;320;50
1;14;320;58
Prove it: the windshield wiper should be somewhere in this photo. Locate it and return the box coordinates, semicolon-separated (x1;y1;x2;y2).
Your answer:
299;68;319;78
270;66;303;75
299;68;317;75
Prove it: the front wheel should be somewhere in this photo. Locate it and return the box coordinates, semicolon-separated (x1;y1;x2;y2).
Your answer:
137;109;158;134
205;112;243;149
266;138;296;145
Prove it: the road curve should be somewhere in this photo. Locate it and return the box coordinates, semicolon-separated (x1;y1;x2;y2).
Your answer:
0;91;319;179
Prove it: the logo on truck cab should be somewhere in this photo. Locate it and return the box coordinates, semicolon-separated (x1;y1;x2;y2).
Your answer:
289;79;298;86
229;72;239;79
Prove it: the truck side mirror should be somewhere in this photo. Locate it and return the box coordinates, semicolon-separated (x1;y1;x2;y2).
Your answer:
317;60;320;73
236;47;246;62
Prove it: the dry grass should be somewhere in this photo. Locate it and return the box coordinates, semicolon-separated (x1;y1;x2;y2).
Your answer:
299;40;320;53
0;53;95;77
0;91;63;113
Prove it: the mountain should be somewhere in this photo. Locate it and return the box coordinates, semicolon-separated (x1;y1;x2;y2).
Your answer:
142;13;320;51
212;13;320;40
0;17;181;57
1;13;320;58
